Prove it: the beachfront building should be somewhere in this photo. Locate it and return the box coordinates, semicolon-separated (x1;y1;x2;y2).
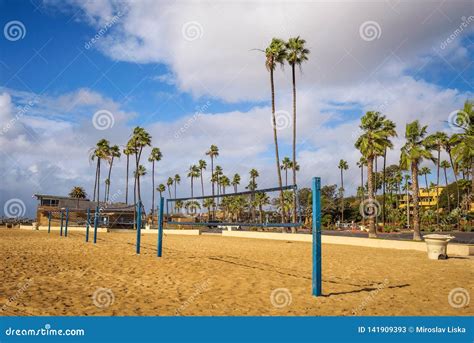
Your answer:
34;194;135;228
399;186;444;210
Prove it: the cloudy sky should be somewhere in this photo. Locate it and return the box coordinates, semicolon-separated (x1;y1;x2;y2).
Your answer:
0;0;473;217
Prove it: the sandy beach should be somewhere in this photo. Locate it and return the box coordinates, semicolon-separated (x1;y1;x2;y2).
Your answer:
0;229;472;316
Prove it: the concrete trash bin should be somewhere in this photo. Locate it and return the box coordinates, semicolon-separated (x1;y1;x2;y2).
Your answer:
424;234;455;260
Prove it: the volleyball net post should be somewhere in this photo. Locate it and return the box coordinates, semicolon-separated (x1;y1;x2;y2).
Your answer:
47;212;51;234
157;197;164;257
85;208;90;243
312;177;322;297
64;208;69;237
93;206;99;244
59;210;64;236
136;201;142;254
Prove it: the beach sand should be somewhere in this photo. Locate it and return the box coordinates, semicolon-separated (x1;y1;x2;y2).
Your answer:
0;229;472;316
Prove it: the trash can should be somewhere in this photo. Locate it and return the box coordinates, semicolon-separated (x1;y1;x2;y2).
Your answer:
424;234;455;260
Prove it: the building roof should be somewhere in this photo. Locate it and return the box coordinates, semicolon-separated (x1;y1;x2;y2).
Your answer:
34;194;90;201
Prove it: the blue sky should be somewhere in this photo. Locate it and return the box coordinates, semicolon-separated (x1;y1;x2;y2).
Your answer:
0;0;472;217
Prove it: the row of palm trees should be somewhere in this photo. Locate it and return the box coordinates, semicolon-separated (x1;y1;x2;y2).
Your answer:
352;100;472;240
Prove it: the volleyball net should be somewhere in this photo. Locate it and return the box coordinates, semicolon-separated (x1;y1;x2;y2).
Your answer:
165;184;303;228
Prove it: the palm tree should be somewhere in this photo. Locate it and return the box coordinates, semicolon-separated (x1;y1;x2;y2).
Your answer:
440;160;451;212
451;100;473;194
133;165;147;206
249;169;259;222
187;165;200;198
198;159;207;196
442;135;461;209
203;198;215;219
167;177;173;199
69;186;87;208
175;200;184;214
206;145;219;198
419;166;431;191
104;145;120;202
400;120;434;241
90;139;110;206
254;192;270;223
220;175;231;194
129;127;152;205
337;159;349;223
355;111;397;238
214;165;223;196
264;38;287;222
286;36;309;224
231;173;241;193
281;157;292;186
148;147;163;221
426;131;448;225
123;144;136;204
357;157;366;225
173;174;180;197
157;184;166;199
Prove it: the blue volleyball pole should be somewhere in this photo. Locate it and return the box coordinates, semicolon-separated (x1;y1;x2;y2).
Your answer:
47;212;51;234
136;202;142;254
86;208;90;242
60;210;64;236
157;197;164;257
64;208;69;237
312;177;322;297
93;206;99;244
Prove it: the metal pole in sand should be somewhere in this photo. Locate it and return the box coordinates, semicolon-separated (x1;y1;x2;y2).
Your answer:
64;208;69;237
312;177;322;297
48;212;51;234
93;206;99;244
136;202;142;254
60;210;64;236
86;208;90;242
157;197;164;257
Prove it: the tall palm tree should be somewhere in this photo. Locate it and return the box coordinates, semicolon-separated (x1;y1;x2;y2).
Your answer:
442;135;461;209
90;139;110;206
148;147;163;220
286;36;310;224
173;174;181;198
206;145;219;198
187;165;200;198
440;160;451;212
104;145;120;202
69;186;87;208
123;144;136;204
355;111;397;238
426;131;448;225
254;192;270;223
167;177;173;199
129;127;152;205
203;198;215;219
451;100;473;194
157;184;166;199
231;173;241;193
198;159;207;197
400;120;434;241
357;157;366;225
337;159;349;223
264;38;287;222
220;175;230;194
214;165;223;196
419;166;431;191
281;157;292;187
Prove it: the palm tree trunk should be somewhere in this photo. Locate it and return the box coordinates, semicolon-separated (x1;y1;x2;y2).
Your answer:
151;161;155;225
360;165;365;226
125;154;129;204
382;148;386;226
448;151;460;208
211;158;214;197
285;169;288;187
443;167;451;212
340;169;344;223
411;162;422;241
106;157;114;202
191;177;194;198
93;160;99;202
200;169;204;197
291;64;298;227
97;159;101;207
436;147;440;225
367;157;376;237
270;66;285;225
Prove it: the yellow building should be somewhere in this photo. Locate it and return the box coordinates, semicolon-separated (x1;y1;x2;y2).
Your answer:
399;186;444;209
